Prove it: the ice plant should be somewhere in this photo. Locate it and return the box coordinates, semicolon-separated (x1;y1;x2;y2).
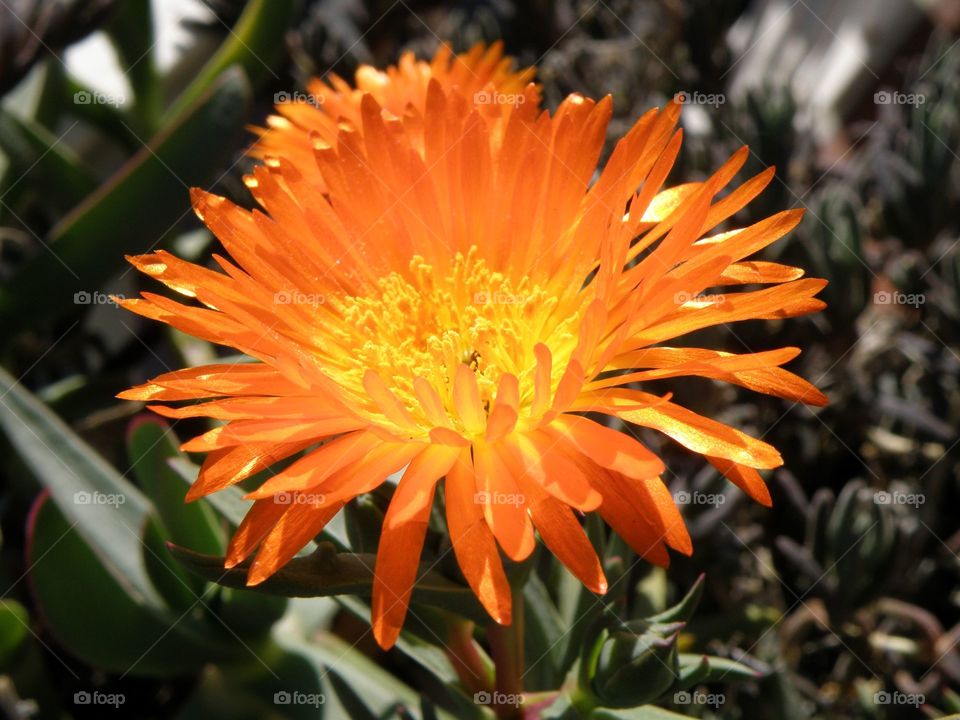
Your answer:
117;71;827;650
250;41;537;186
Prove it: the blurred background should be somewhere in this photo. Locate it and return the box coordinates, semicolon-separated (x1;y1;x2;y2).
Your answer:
0;0;958;718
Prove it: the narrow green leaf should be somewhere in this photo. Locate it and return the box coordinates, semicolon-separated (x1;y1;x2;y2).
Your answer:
275;628;464;720
646;575;705;624
0;108;97;210
106;0;162;132
0;67;252;332
677;653;764;682
162;0;295;123
0;364;163;610
169;543;490;624
127;416;225;556
590;706;693;719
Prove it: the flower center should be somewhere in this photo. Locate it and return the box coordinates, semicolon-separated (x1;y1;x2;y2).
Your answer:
325;247;586;434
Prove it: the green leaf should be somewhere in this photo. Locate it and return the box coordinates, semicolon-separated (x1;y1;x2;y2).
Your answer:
0;108;97;210
0;364;163;611
646;575;705;624
127;417;225;556
26;494;218;675
0;67;252;332
0;600;29;667
163;0;295;123
169;543;490;624
523;573;566;690
677;653;763;686
335;595;490;720
106;0;161;132
591;707;692;719
676;654;763;682
275;627;464;720
142;513;203;611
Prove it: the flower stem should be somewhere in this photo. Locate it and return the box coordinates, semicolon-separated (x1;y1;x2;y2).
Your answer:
487;580;525;719
447;620;494;694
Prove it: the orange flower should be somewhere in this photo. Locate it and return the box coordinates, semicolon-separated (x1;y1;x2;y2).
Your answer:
250;41;538;185
118;75;827;649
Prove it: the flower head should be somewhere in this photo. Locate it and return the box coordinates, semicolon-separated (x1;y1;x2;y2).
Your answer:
119;56;826;649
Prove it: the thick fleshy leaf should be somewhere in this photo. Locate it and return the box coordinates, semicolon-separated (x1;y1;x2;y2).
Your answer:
169;544;490;624
0;365;163;610
26;494;229;675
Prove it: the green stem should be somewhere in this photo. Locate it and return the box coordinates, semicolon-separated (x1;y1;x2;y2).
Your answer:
487;581;525;719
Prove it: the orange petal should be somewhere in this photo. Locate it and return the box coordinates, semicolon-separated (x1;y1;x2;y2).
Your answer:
474;440;535;561
708;456;772;507
606;390;784;469
186;440;313;502
548;414;665;479
444;448;511;624
502;431;603;511
515;472;606;593
247;498;345;585
372;444;458;648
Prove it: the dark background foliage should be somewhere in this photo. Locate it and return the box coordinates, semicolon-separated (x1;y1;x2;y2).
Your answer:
0;1;958;718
